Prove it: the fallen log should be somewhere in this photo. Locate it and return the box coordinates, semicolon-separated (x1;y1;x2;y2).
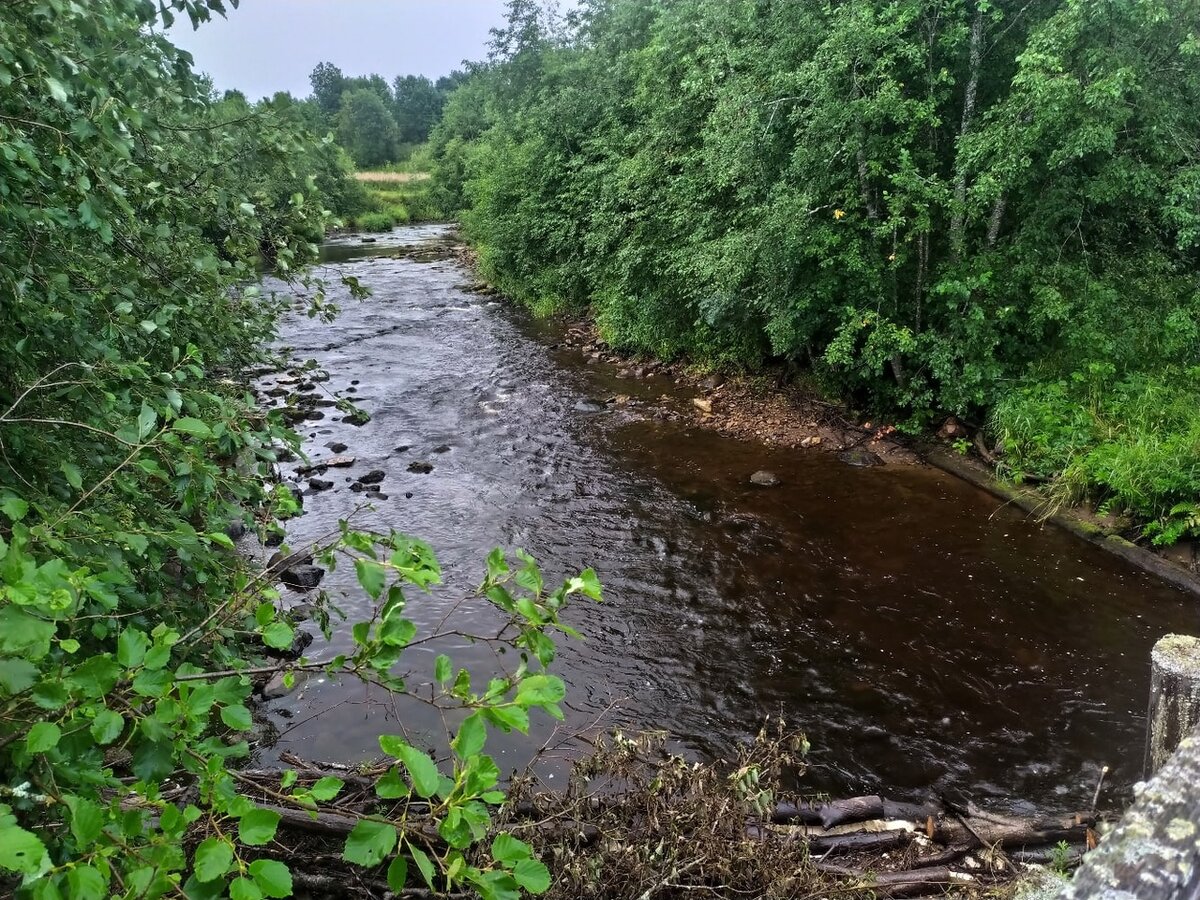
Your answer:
816;863;960;898
808;829;913;856
819;794;885;828
930;815;1089;850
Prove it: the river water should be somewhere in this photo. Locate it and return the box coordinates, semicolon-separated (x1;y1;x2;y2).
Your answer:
257;224;1197;815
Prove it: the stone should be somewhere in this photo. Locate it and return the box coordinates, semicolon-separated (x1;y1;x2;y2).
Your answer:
326;441;348;453
361;237;377;243
693;397;714;414
574;399;606;413
937;416;968;440
750;470;780;487
308;478;333;491
225;519;247;540
800;435;823;448
260;671;305;700
357;469;386;485
394;445;411;453
432;444;452;454
837;448;885;468
280;564;324;591
698;374;725;391
407;461;434;474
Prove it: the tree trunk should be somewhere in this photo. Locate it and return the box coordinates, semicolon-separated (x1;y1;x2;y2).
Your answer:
949;4;983;261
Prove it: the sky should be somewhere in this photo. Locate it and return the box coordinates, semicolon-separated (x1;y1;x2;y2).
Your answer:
169;1;513;100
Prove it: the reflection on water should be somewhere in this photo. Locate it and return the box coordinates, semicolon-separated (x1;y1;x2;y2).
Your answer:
256;224;1196;813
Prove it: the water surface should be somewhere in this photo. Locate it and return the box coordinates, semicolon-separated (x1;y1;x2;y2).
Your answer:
257;224;1197;814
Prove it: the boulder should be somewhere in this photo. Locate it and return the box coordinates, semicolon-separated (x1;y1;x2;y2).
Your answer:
407;461;434;474
326;441;348;453
837;448;885;468
280;564;324;591
308;478;333;491
750;470;780;487
357;469;386;485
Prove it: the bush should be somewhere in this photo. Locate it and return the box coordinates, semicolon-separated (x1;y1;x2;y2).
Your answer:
356;211;395;232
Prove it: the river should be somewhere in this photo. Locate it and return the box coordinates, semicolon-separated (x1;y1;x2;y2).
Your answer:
254;223;1197;816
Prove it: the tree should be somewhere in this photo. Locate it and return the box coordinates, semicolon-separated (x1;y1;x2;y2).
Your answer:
337;87;400;167
392;74;444;144
309;60;345;117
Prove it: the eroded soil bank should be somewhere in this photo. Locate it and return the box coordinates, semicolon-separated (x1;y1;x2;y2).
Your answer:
253;224;1196;818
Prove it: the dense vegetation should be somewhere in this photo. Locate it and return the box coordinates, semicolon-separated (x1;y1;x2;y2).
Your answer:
307;61;465;169
0;2;589;898
433;0;1200;540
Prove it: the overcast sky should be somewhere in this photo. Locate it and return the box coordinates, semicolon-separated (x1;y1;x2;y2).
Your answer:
169;1;513;100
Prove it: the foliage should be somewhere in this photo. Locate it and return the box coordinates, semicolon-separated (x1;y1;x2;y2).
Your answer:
392;75;446;144
337;89;399;169
433;0;1200;536
0;2;593;898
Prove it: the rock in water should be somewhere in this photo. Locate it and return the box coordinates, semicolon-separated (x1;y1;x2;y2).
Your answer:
750;470;780;487
308;478;333;491
280;564;324;591
407;461;434;474
357;469;386;485
837;448;885;468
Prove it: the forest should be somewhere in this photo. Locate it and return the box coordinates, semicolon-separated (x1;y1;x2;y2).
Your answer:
430;0;1200;542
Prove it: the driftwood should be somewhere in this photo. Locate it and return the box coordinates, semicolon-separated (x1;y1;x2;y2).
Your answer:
817;863;959;898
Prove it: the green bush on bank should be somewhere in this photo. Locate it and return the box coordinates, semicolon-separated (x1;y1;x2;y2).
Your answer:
432;0;1200;540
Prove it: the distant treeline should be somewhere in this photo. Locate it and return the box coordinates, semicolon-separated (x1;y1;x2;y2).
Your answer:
428;0;1200;541
235;63;469;168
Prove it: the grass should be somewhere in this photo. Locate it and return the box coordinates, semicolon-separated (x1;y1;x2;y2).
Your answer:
344;143;444;228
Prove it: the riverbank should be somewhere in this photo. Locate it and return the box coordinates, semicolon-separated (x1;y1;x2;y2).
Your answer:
465;293;1200;598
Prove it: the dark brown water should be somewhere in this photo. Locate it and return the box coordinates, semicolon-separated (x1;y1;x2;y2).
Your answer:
258;224;1197;815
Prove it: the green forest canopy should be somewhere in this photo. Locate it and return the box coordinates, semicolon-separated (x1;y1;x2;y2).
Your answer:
430;0;1200;539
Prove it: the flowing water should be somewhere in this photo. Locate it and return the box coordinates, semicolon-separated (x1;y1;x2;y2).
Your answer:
256;224;1198;815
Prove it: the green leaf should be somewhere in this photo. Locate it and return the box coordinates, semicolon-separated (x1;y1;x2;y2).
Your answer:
386;855;408;892
453;713;486;758
136;402;157;440
249;859;292;897
66;796;104;845
354;557;387;600
193;837;234;882
261;621;294;650
491;833;533;865
434;654;451;683
220;704;254;731
117;628;150;667
515;674;566;707
66;865;107;900
229;877;264;900
45;76;69;103
512;858;551;894
378;736;440;798
483;705;529;734
238;808;281;846
173;417;212;437
409;846;436;890
0;823;48;873
342;819;397;867
26;722;61;753
310;776;344;801
0;658;38;695
0;496;29;523
89;709;124;745
60;462;83;490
